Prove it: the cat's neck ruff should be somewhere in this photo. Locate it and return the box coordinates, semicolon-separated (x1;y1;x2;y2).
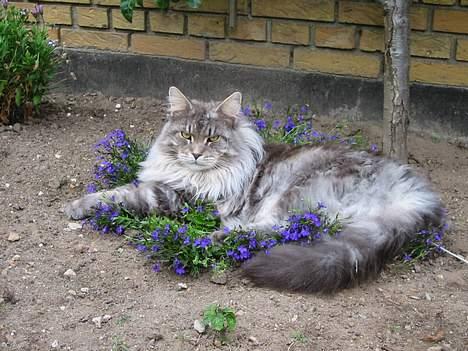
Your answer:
138;124;264;201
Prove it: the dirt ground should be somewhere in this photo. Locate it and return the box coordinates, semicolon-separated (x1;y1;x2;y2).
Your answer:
1;93;467;351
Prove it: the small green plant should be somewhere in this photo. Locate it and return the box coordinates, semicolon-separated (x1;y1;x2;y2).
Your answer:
291;330;308;344
0;2;61;124
121;0;202;22
202;304;237;335
111;336;129;351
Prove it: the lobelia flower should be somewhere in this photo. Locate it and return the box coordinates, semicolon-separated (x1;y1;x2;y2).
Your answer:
255;119;267;131
1;0;8;9
242;105;252;116
152;263;161;272
263;102;273;111
31;4;44;17
173;258;186;275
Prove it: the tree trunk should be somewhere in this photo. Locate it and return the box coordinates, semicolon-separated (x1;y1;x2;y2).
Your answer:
382;0;410;163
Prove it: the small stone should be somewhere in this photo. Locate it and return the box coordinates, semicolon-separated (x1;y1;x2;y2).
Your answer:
115;103;122;109
60;306;66;311
67;223;82;231
63;269;76;278
193;319;205;334
426;347;443;351
177;283;188;290
102;314;112;323
67;290;76;296
210;271;228;285
12;123;22;132
291;314;298;322
92;316;102;328
51;340;59;348
7;233;20;242
80;288;89;294
425;292;432;301
248;336;259;345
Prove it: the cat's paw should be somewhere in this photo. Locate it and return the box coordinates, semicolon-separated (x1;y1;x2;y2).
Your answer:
209;230;228;244
64;200;89;220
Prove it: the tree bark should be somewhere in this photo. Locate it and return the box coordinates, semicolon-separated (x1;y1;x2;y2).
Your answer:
382;0;410;163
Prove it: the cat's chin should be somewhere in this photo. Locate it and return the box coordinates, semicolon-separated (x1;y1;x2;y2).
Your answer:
181;162;215;172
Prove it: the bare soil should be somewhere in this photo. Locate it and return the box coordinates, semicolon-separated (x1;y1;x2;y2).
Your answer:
1;93;467;351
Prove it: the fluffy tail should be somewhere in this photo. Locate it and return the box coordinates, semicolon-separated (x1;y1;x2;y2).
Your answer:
242;201;444;294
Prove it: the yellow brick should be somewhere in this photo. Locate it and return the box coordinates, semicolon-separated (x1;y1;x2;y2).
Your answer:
132;34;205;60
95;0;120;5
339;1;383;26
422;0;455;4
76;7;108;28
411;60;468;86
43;5;72;25
188;15;225;38
410;7;428;31
112;9;145;31
150;12;184;34
170;0;247;14
61;29;128;51
456;39;468;61
9;2;35;10
294;48;381;78
339;2;426;30
433;9;468;34
40;0;90;3
252;0;334;22
271;21;309;45
360;29;383;52
462;0;468;6
411;33;450;59
47;27;59;41
229;17;266;41
315;26;355;50
210;42;290;68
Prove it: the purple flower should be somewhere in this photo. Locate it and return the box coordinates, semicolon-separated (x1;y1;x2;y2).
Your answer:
212;209;220;217
181;207;190;214
101;226;110;234
263;102;273;111
272;120;282;130
194;237;211;249
31;4;43;17
152;263;161;272
223;226;231;235
196;205;204;213
242;105;252;116
317;201;326;209
151;245;159;252
136;244;147;252
300;105;309;114
177;225;187;234
183;237;191;245
255;119;267;131
86;183;98;193
303;212;321;227
151;230;160;240
1;0;8;9
173;258;186;275
403;253;412;262
115;225;125;235
284;116;296;133
370;144;378;153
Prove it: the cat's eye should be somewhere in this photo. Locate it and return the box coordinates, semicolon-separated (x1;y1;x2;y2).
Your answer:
180;131;192;140
207;135;220;143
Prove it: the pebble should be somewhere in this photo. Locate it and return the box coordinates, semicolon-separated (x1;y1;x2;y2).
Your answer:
67;223;82;231
115;103;122;109
248;336;259;345
92;316;102;328
12;123;22;133
51;340;59;348
102;315;112;323
80;288;89;294
63;269;76;278
177;283;188;290
210;271;228;285
7;232;20;242
193;319;205;334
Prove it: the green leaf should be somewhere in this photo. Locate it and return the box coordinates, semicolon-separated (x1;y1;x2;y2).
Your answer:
225;314;236;331
136;0;143;6
15;87;22;106
185;0;202;7
210;314;225;331
0;80;6;96
33;94;41;106
120;0;136;22
156;0;170;9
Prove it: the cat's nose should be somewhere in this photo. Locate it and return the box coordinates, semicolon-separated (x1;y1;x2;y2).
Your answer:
192;153;202;160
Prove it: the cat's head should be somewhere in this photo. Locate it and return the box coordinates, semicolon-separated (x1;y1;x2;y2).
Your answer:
156;87;263;172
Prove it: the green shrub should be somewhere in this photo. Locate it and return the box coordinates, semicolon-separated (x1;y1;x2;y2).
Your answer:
0;2;60;124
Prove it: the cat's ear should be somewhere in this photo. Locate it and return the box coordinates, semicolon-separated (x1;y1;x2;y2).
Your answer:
215;92;242;118
168;86;192;113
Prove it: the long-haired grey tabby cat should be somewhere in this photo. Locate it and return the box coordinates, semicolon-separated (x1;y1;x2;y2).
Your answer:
65;87;444;293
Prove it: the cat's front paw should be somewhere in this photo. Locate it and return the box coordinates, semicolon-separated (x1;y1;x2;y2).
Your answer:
64;200;88;220
209;229;228;244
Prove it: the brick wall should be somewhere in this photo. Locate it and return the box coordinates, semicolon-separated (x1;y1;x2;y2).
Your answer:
13;0;468;88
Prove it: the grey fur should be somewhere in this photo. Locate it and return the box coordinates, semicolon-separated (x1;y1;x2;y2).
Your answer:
65;87;444;293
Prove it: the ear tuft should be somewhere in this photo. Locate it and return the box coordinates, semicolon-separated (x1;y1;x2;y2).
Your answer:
168;86;192;113
215;92;242;118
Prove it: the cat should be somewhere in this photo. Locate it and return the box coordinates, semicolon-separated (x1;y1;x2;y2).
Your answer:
65;87;444;293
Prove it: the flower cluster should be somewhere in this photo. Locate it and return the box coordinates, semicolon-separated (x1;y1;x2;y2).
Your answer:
90;129;146;192
401;223;448;262
243;101;378;153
